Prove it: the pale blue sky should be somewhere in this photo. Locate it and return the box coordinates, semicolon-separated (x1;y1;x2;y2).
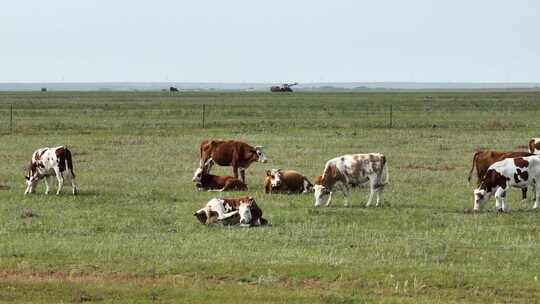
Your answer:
1;0;539;83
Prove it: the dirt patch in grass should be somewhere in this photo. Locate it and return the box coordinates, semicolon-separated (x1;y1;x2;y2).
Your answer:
401;164;457;171
0;183;10;190
516;145;529;150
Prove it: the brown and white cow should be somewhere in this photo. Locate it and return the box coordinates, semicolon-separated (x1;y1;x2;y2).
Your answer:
192;159;248;192
314;153;388;207
468;150;533;200
193;196;268;226
24;146;79;195
528;138;540;154
264;169;313;194
199;140;267;183
473;155;540;212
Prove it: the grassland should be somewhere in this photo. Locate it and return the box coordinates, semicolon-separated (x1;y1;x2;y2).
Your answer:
1;91;540;303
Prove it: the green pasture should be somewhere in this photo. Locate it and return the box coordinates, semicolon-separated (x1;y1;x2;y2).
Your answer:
1;91;540;303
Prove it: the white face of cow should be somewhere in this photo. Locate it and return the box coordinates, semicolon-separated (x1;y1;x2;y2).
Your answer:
314;184;331;206
255;146;268;163
238;203;252;225
473;188;490;210
192;167;203;183
270;169;282;187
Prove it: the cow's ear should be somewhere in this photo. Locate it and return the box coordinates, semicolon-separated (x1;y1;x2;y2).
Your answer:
24;176;29;180
266;170;271;176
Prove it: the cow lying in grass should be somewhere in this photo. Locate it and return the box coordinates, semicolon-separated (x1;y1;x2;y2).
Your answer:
314;153;388;207
264;169;313;194
474;155;540;212
193;196;268;227
192;159;247;191
24;146;79;195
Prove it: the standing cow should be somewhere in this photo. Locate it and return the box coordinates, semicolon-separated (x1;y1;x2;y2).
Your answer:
468;150;533;200
199;140;267;183
473;155;540;212
24;146;79;195
264;169;313;193
314;153;388;207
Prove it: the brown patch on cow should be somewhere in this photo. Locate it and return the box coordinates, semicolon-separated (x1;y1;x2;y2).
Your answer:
481;169;510;193
193;210;219;224
514;157;529;168
402;164;456;171
514;168;529;183
35;150;47;161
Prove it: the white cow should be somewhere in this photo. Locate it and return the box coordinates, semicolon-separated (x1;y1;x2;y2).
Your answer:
474;155;540;212
24;146;79;195
314;153;388;207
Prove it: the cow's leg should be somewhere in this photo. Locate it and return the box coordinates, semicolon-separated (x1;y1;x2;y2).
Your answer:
375;186;384;207
341;184;351;207
495;187;507;212
44;175;52;195
533;184;540;209
325;192;334;207
66;171;78;195
54;168;64;195
232;166;240;180
521;187;528;202
366;177;376;207
240;168;246;183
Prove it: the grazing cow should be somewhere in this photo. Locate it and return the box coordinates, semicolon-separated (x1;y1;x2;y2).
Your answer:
24;146;79;195
192;159;248;192
473;155;540;212
264;169;313;194
193;196;268;226
468;150;533;200
199;140;268;183
314;153;388;207
529;138;540;154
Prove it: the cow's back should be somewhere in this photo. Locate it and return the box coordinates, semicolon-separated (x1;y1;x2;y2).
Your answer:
476;151;533;176
201;140;248;166
281;170;307;190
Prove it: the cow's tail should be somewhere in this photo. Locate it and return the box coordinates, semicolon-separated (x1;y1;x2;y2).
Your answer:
529;139;535;154
65;148;75;178
467;151;480;184
381;156;389;185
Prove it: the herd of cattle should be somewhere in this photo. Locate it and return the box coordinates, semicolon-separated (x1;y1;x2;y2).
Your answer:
22;138;540;227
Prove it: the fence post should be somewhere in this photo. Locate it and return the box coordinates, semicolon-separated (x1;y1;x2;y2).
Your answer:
389;104;393;128
202;104;206;128
10;104;13;134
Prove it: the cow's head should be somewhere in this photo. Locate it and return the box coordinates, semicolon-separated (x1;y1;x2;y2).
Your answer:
266;169;283;188
473;188;491;211
24;162;40;191
192;159;214;183
313;184;331;206
254;146;268;163
238;197;267;226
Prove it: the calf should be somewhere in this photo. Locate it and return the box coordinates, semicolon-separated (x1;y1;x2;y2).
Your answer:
529;138;540;154
468;150;533;200
199;140;268;183
474;155;540;212
314;153;388;207
264;169;313;193
193;196;268;226
192;159;248;192
24;146;79;195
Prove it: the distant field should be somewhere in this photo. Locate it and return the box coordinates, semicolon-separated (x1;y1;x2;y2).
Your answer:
1;91;540;303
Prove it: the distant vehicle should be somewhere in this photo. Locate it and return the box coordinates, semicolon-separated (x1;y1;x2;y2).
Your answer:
41;88;47;92
270;82;298;92
169;86;179;92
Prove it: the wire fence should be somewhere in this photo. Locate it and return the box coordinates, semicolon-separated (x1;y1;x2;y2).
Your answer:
1;102;540;135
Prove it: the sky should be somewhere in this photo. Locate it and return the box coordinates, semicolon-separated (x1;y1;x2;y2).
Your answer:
1;0;539;83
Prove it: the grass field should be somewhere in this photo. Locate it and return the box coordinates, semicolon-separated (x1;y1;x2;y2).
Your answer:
1;91;540;303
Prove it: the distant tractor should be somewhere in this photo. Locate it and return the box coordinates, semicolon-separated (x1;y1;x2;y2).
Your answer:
169;86;179;92
270;82;298;92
